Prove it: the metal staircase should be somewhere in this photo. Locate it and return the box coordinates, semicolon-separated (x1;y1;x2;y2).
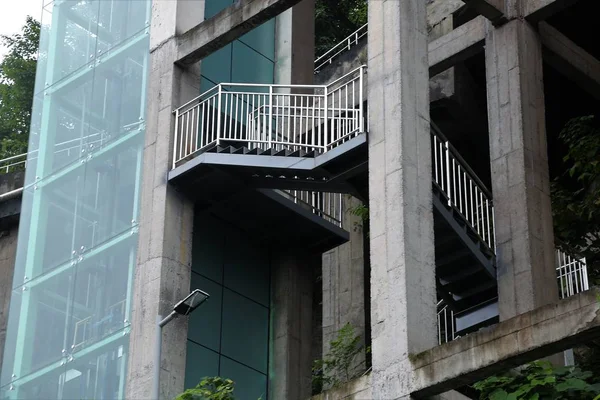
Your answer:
167;65;590;344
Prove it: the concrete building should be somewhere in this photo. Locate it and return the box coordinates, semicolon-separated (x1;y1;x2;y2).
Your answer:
0;0;598;399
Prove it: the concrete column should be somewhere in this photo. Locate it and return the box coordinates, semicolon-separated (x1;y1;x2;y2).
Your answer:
367;0;437;397
274;0;315;85
126;1;202;399
485;19;558;321
322;195;367;382
270;251;317;400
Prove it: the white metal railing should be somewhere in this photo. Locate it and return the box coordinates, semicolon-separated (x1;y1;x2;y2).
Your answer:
556;248;589;298
437;300;456;345
314;24;368;73
172;66;366;169
281;190;343;228
431;125;496;251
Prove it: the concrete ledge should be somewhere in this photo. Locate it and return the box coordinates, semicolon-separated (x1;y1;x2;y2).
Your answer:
310;374;372;400
176;0;303;66
460;0;506;25
411;288;600;398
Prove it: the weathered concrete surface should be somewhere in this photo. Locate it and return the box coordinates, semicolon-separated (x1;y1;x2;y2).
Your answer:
275;0;315;86
308;373;471;400
524;0;579;22
322;195;367;385
539;21;600;100
0;171;23;372
461;0;506;24
411;288;600;398
485;19;558;321
126;1;200;398
177;0;304;66
0;225;18;374
429;16;486;76
310;374;372;400
367;0;437;397
0;172;23;230
270;252;319;400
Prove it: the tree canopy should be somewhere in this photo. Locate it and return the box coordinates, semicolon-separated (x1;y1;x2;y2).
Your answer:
314;0;367;57
551;115;600;285
0;16;40;159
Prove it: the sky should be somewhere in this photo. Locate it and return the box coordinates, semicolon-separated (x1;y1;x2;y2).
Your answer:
0;0;42;59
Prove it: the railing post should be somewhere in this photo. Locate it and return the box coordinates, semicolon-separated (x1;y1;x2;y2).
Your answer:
445;140;452;207
268;85;273;149
216;85;222;146
172;108;179;170
323;86;328;150
359;67;364;133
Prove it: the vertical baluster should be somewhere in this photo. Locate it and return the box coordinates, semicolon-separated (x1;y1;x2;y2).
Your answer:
311;92;316;149
173;108;180;168
445;142;451;206
200;101;205;148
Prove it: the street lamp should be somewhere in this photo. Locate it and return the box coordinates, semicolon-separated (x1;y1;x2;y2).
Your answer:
153;289;210;399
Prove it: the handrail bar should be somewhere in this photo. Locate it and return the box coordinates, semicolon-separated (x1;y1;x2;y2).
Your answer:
430;122;493;200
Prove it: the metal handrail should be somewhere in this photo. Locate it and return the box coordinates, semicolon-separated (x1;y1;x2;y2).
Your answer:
431;124;496;251
315;23;368;73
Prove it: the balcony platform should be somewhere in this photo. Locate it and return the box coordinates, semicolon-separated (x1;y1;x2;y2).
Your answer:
169;157;349;253
169;133;368;198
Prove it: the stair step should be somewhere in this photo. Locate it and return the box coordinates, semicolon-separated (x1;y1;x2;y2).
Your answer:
436;249;472;268
439;263;481;286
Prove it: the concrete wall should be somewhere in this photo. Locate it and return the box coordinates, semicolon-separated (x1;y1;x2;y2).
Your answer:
0;225;18;374
0;171;23;373
321;195;367;384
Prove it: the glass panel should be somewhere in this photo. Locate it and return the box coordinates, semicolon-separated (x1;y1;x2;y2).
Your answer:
204;0;234;19
184;342;219;390
188;273;222;352
200;43;232;86
220;357;267;400
220;289;269;374
231;41;274;85
239;20;275;62
192;212;225;283
223;231;270;307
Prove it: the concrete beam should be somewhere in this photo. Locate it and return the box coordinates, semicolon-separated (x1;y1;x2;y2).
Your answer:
412;288;600;398
524;0;579;22
176;0;303;67
429;16;486;76
460;0;506;24
539;22;600;100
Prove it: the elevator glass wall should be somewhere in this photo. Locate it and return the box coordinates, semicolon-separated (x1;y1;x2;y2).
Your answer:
0;0;151;398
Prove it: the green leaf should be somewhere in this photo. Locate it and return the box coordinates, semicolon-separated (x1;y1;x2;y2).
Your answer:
489;389;509;400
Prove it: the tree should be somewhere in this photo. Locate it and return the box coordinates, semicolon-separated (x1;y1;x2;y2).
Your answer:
314;0;367;56
0;16;40;159
473;361;600;400
551;115;600;285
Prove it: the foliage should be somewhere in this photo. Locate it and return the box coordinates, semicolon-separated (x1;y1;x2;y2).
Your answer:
312;322;367;394
473;361;600;400
174;377;264;400
314;0;367;56
551;116;600;285
0;16;40;159
174;377;235;400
